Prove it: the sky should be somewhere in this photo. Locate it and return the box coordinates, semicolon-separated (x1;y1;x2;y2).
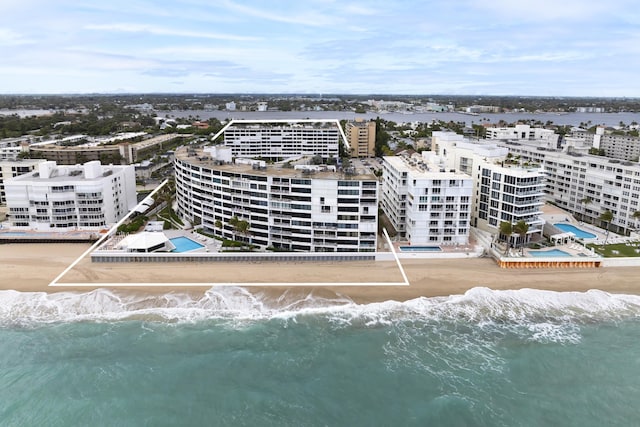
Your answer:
1;0;639;96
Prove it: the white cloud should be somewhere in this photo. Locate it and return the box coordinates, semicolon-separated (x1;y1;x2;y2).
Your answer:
0;28;33;45
84;23;260;41
216;0;336;27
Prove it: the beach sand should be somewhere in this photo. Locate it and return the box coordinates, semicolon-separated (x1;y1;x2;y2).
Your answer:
1;243;639;303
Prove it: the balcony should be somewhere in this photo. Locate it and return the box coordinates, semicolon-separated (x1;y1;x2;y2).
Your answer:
514;189;545;197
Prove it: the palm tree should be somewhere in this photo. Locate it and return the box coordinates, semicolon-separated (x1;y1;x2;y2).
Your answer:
598;210;614;244
229;216;250;243
632;211;640;229
236;219;250;236
499;221;513;255
513;220;530;254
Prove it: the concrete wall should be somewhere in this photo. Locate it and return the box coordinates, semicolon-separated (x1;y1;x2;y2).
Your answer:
600;258;640;267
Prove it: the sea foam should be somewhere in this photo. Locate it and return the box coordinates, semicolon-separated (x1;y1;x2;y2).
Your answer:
1;286;640;328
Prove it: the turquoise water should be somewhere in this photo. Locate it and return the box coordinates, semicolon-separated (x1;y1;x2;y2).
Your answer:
554;223;597;239
170;236;204;252
1;287;640;426
529;249;572;257
399;245;442;252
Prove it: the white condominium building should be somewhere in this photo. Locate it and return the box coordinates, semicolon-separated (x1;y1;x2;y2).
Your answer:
381;154;473;245
217;120;343;161
485;124;559;147
475;162;546;243
0;159;46;205
432;131;546;243
5;160;137;231
501;140;640;235
174;147;378;252
569;126;640;161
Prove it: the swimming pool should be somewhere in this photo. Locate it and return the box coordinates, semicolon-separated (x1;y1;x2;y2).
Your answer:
399;246;442;252
529;249;572;257
170;236;204;253
554;223;597;239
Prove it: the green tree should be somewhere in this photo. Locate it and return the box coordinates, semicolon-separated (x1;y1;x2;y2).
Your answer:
499;221;513;255
632;211;640;228
598;210;614;244
374;117;390;157
513;220;530;255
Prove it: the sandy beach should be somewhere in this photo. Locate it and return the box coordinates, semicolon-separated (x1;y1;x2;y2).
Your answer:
1;243;639;303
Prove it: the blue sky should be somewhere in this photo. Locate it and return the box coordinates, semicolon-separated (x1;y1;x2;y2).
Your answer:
1;0;638;96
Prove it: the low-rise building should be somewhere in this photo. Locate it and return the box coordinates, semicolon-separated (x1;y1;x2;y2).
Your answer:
5;160;137;231
485;124;559;147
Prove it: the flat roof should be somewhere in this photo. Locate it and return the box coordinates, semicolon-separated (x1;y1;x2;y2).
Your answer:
384;155;471;179
176;146;376;180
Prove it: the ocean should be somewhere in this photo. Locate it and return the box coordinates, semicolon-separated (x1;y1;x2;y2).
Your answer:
1;286;640;426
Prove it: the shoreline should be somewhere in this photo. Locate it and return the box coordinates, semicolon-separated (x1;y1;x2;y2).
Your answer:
2;243;639;304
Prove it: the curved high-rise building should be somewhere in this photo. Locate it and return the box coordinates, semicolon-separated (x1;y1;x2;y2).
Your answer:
175;120;378;252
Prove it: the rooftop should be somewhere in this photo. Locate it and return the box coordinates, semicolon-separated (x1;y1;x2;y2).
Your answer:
176;146;376;180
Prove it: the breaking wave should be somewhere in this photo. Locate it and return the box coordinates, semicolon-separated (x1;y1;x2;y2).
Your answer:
2;286;640;331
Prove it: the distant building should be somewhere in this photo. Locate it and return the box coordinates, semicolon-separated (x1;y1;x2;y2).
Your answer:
485;124;559;148
0;137;29;161
0;159;46;205
345;119;376;158
28;134;181;165
380;154;473;245
466;105;500;114
575;106;604;113
192;121;210;130
217;120;342;161
5;160;137;231
225;101;236;111
568;127;640;161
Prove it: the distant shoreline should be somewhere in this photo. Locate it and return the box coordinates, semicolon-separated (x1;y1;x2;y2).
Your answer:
164;110;640;128
2;243;639;304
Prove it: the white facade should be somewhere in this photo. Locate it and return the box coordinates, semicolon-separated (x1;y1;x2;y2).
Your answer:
0;159;46;205
485;125;559;147
174;147;378;252
432;131;546;241
5;160;137;231
0;138;29;161
501;140;640;234
475;162;546;242
381;155;473;245
218;121;342;161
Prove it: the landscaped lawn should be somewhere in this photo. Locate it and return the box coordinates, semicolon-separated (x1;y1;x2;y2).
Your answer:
587;242;640;257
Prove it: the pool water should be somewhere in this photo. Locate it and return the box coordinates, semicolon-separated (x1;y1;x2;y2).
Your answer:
554;223;597;239
529;249;572;257
399;246;442;252
170;236;204;253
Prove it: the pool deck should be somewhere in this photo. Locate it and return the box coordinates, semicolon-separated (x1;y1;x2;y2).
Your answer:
390;239;484;259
